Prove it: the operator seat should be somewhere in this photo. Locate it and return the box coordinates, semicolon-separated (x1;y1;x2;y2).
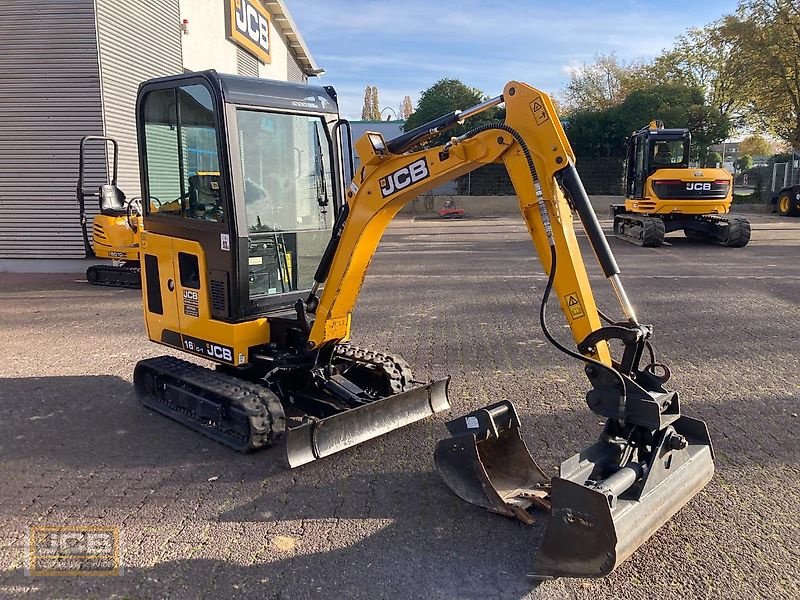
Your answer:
98;184;127;216
654;146;672;165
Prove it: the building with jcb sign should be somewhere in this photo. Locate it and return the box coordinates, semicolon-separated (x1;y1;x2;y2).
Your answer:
0;0;322;267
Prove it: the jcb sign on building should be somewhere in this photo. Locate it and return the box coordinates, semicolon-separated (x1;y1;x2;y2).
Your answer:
226;0;271;64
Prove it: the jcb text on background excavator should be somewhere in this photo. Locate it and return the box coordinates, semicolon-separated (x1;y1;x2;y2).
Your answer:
131;71;714;579
77;135;143;288
611;121;750;247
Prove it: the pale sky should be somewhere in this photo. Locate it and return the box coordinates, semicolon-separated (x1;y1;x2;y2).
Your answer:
288;0;741;120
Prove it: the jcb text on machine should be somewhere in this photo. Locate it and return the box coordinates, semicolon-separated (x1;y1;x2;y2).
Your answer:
132;72;714;580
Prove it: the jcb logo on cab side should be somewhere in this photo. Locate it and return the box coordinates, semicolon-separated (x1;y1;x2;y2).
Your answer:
686;182;712;191
379;158;430;198
227;0;271;64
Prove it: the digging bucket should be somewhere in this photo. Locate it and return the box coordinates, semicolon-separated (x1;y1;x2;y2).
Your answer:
532;414;714;579
286;377;450;468
434;401;551;523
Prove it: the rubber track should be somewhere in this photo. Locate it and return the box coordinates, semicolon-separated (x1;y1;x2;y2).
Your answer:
134;355;285;452
86;264;141;289
613;214;665;247
333;343;415;394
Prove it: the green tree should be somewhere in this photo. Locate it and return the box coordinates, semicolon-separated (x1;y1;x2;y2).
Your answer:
647;22;747;125
562;52;649;112
705;151;722;166
722;0;800;147
370;86;380;121
399;95;414;120
361;86;373;120
735;154;753;171
567;84;730;161
738;134;773;157
361;85;381;120
402;79;500;146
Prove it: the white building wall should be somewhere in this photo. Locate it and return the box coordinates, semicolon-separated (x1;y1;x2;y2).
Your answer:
180;0;297;81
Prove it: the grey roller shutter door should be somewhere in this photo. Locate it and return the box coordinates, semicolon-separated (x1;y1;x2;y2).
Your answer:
95;0;183;200
0;0;106;258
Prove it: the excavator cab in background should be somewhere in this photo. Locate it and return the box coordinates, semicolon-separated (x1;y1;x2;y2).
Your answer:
131;71;715;580
611;121;750;247
77;135;143;287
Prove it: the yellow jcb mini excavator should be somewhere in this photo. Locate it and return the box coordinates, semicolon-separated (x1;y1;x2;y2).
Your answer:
611;121;750;247
132;72;714;579
77;136;143;287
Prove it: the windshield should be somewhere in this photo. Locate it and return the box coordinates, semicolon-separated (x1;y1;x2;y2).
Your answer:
237;110;333;232
236;109;335;301
650;138;688;169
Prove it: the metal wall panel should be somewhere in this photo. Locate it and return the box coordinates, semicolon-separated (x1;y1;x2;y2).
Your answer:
95;0;183;200
286;55;307;84
0;0;106;258
237;47;260;77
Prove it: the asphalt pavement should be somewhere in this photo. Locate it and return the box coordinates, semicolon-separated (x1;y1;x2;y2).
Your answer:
0;213;797;599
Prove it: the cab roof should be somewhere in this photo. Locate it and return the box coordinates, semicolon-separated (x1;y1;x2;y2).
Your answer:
139;70;339;115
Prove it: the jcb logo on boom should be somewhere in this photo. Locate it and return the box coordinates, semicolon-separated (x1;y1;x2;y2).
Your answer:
686;182;712;191
227;0;271;63
379;158;430;198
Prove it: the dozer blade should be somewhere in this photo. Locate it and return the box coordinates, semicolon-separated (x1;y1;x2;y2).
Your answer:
286;377;450;468
434;401;550;524
532;415;714;579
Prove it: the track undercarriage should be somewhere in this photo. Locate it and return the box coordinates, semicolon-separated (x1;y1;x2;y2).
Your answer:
134;343;449;466
612;211;751;248
86;261;141;288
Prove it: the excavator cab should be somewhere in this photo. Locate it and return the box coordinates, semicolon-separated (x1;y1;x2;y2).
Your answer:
133;71;449;467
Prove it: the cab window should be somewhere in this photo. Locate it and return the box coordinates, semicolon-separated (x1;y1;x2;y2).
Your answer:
236;109;334;300
141;84;224;222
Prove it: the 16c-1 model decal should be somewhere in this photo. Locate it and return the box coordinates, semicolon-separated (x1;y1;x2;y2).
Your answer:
379;157;430;197
182;335;234;363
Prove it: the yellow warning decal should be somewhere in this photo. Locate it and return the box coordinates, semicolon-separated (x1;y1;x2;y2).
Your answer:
564;293;585;319
531;97;549;126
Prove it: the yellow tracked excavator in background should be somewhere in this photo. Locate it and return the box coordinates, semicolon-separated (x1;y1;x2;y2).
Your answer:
611;121;750;247
131;71;714;579
77;136;144;288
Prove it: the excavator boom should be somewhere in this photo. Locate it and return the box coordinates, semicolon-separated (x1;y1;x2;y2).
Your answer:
304;81;714;579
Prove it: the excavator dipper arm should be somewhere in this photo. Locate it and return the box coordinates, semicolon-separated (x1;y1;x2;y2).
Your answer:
305;81;714;580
